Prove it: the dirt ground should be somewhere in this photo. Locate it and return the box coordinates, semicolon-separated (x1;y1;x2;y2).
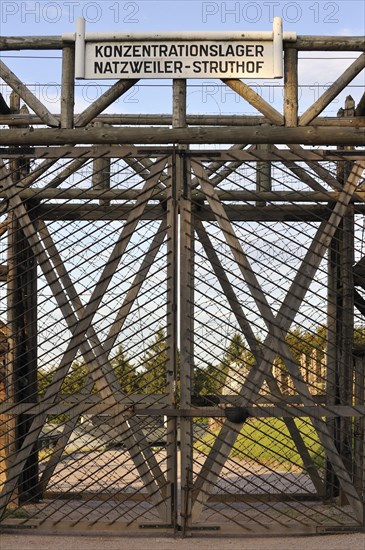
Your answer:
0;532;365;550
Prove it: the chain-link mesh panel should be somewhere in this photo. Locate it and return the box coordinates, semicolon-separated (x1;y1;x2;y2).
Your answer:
0;149;364;536
185;156;364;534
0;153;177;530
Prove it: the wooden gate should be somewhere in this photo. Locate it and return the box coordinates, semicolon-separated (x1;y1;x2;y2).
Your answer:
0;30;364;536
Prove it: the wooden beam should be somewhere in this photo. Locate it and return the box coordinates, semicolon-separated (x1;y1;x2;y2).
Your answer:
0;93;11;115
0;35;364;52
0;36;63;50
42;157;88;189
1;113;364;127
60;46;75;129
0;60;59;127
190;144;249;195
1;402;364;419
0;265;7;281
13;158;63;189
74;79;139;127
256;143;271;206
284;48;298;127
222;79;284;125
299;53;365;126
272;150;327;193
353;355;365;497
1;145;363;162
8;187;365;203
288;36;365;51
1;125;364;145
92;123;110;205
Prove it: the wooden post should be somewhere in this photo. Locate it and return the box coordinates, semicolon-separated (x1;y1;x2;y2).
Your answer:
353;351;364;501
284;48;298;127
256;142;271;207
338;97;355;506
0;322;8;496
326;96;355;502
165;158;178;527
92;123;111;206
172;79;194;533
7;92;39;504
164;79;188;528
61;46;75;129
353;93;365;507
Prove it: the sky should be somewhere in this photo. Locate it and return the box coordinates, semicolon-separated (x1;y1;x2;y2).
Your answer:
0;0;364;116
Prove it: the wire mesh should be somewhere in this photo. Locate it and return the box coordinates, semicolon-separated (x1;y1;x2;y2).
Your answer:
185;155;365;533
0;147;364;535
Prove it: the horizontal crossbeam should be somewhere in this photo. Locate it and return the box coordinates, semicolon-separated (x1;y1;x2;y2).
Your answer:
0;126;363;146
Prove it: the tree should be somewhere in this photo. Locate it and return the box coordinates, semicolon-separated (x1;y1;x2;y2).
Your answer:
111;344;137;394
139;328;168;394
223;333;247;366
38;362;88;397
193;362;223;398
61;360;89;394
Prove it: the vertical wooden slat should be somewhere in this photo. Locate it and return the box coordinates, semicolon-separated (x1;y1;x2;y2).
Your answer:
61;46;75;129
166;79;185;525
165;159;178;527
172;78;194;534
256;143;271;206
10;203;39;503
354;353;364;500
92;123;110;206
326;223;340;499
338;96;355;505
284;48;298;127
7;92;39;504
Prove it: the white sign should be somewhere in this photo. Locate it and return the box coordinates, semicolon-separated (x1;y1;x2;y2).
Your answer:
66;17;296;80
85;40;275;79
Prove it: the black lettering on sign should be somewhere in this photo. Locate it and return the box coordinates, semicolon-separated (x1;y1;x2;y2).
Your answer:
256;45;264;56
95;45;103;57
119;62;128;74
124;45;132;57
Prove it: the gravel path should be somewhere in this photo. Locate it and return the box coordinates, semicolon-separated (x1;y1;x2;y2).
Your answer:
1;532;364;550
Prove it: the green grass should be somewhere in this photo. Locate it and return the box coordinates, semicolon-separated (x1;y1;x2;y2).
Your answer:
195;417;324;470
